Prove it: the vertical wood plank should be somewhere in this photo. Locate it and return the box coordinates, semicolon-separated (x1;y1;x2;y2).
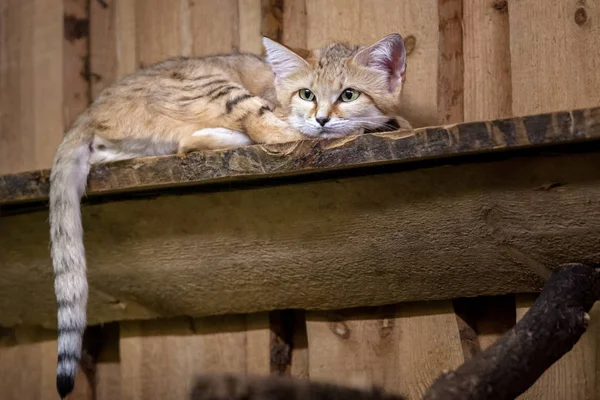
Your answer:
261;0;283;42
306;302;463;399
282;0;306;49
90;0;116;98
63;0;90;128
0;0;63;174
189;0;239;55
33;0;64;168
135;0;182;67
0;327;58;399
238;0;263;54
304;0;440;127
90;0;137;99
516;296;600;399
437;0;464;124
510;1;600;115
463;0;511;121
120;314;270;400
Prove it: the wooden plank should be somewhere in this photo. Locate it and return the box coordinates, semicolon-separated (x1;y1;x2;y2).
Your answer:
510;1;600;115
239;0;262;54
2;145;600;328
90;0;116;98
90;0;136;99
189;0;239;55
0;327;59;399
463;0;512;121
3;107;599;205
134;0;182;67
63;0;90;128
304;0;439;127
281;0;306;49
306;303;464;399
437;0;463;124
0;0;63;174
516;296;600;399
120;314;269;400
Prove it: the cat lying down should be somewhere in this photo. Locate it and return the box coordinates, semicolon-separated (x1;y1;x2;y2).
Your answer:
50;34;412;398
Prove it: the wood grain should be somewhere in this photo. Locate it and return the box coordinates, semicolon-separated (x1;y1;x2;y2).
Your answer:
120;314;269;400
306;303;464;399
63;0;90;128
0;0;63;174
437;0;463;124
0;327;58;399
463;0;511;121
282;0;306;49
510;1;600;115
304;0;439;127
189;0;240;55
239;0;263;54
3;107;599;205
3;145;600;328
134;0;182;67
516;296;600;399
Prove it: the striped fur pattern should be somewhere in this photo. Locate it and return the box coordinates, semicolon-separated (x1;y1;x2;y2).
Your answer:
190;374;407;400
50;34;410;398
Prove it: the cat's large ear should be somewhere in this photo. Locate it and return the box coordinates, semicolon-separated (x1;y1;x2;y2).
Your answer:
352;33;406;92
263;37;309;83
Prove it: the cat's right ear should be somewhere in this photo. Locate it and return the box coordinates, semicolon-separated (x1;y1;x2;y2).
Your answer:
263;37;309;83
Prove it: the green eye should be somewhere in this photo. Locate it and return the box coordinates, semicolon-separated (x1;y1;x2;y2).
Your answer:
340;88;360;102
298;89;316;101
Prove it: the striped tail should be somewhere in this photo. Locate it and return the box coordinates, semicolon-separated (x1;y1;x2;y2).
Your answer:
49;124;93;399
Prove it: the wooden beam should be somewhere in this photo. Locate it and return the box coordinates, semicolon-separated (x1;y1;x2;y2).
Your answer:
1;107;599;205
1;107;600;328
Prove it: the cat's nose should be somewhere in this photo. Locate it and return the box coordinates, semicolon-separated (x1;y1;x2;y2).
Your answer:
316;117;330;126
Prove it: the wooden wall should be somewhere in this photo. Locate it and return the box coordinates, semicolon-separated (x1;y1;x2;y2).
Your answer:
1;1;600;399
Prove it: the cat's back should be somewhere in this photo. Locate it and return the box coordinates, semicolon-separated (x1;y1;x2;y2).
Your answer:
95;53;275;104
79;52;277;142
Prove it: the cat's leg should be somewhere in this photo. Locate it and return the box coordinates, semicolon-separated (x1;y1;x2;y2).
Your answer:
178;128;253;153
241;106;305;144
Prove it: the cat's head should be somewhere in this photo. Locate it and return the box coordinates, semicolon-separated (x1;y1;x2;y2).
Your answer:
263;34;407;138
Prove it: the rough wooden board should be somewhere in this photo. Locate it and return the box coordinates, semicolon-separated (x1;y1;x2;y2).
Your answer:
239;0;262;54
4;148;600;328
2;107;599;205
134;0;182;67
305;0;439;127
282;0;306;49
63;0;90;129
120;314;269;400
463;0;512;121
516;296;600;399
90;0;117;99
306;302;464;399
509;1;600;115
189;0;239;55
437;0;463;125
0;0;63;174
0;327;58;399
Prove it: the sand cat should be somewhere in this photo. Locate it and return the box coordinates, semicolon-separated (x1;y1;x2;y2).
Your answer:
50;33;410;398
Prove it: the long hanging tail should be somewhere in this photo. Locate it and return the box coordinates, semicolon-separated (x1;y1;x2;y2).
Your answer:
49;123;93;399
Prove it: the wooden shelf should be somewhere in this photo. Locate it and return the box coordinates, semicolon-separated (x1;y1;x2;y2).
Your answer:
1;107;599;329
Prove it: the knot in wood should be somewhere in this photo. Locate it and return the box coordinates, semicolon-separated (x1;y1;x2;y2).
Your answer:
492;0;508;13
575;7;588;26
405;36;417;56
329;320;350;339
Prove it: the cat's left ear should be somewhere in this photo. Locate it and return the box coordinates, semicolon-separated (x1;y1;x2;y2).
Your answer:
353;33;406;92
263;37;309;83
